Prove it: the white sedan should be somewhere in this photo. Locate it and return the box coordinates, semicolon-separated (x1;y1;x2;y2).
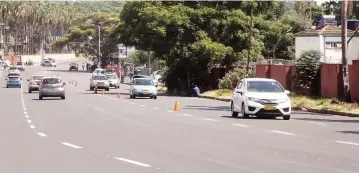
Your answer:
231;78;291;120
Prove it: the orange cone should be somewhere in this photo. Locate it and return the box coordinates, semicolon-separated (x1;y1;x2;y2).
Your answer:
117;92;121;99
173;101;180;111
102;89;105;96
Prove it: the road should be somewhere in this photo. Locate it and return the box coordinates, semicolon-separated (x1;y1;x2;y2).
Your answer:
0;62;358;173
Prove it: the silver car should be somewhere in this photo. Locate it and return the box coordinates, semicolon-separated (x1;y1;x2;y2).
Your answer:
130;78;157;99
39;77;66;100
28;75;45;93
106;74;120;89
90;74;110;91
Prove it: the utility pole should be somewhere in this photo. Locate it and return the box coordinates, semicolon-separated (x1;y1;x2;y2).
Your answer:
341;0;349;99
98;25;101;67
246;5;253;76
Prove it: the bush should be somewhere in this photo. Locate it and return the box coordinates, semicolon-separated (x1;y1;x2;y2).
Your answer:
218;68;256;89
294;50;321;95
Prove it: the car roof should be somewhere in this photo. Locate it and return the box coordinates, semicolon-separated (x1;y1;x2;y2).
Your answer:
43;76;61;79
244;78;277;82
32;75;45;77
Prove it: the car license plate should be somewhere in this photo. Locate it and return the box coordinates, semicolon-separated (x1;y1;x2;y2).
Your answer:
264;106;276;110
50;88;54;90
143;92;148;94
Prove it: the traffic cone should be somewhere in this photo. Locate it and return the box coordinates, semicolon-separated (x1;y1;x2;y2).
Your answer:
173;101;180;111
75;81;78;87
117;92;121;99
94;87;98;94
102;89;105;96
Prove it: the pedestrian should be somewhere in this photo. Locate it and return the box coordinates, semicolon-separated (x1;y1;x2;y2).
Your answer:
130;70;134;82
82;63;85;71
191;85;200;97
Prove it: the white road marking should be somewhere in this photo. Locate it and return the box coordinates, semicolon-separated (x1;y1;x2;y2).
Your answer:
152;107;160;110
180;113;192;116
140;105;146;107
233;124;250;127
349;164;358;167
24;111;27;114
37;133;47;137
166;110;174;113
23;108;26;111
61;142;82;149
200;118;217;122
130;102;136;104
25;115;29;118
335;141;359;146
29;125;35;129
114;158;151;167
271;130;296;136
308;122;327;126
27;120;32;123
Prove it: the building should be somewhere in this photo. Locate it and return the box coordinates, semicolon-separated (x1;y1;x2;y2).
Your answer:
295;15;359;64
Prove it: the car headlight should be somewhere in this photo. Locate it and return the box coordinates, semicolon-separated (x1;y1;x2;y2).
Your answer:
277;98;289;103
247;97;261;102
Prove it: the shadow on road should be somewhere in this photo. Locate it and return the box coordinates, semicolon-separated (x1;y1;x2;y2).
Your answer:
184;105;230;111
31;98;64;101
45;69;90;73
335;130;359;135
293;117;359;123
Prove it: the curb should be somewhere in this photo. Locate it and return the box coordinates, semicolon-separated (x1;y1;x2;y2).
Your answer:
198;94;359;117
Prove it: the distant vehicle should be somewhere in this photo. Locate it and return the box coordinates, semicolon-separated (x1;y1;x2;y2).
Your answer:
6;75;22;88
130;78;157;99
41;60;54;67
92;68;105;75
69;63;78;71
90;74;110;91
104;69;116;75
27;75;45;93
50;60;57;67
16;61;25;71
231;78;291;120
106;74;120;89
39;77;66;100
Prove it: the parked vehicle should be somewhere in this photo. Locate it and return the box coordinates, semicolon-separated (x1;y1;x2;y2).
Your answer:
130;78;157;99
231;78;291;120
39;77;66;100
28;75;45;93
69;63;78;71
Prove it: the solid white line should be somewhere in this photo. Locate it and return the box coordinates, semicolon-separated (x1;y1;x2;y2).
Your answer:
336;141;359;146
27;120;32;123
272;130;296;136
140;105;146;107
166;110;174;113
37;133;47;137
181;113;192;116
23;108;26;111
201;118;217;122
114;157;151;167
61;142;82;149
308;122;327;126
29;125;35;129
233;124;250;127
152;107;160;110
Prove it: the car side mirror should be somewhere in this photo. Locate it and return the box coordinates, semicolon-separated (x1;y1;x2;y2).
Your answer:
284;90;290;95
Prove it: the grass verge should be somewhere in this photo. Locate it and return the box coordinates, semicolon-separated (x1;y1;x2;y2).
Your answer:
201;89;359;114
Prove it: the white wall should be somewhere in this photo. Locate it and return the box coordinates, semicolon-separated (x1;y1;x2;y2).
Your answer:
348;37;359;64
295;36;322;59
21;54;77;63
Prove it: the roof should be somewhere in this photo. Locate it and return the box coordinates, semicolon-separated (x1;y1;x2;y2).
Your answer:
244;78;277;82
295;25;355;36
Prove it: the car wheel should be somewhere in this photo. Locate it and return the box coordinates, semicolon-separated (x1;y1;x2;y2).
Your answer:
90;87;94;91
106;88;110;91
29;89;32;93
231;102;238;117
132;95;136;99
39;96;43;100
6;85;8;88
61;96;65;100
130;95;133;99
283;115;290;120
154;96;157;99
241;104;249;118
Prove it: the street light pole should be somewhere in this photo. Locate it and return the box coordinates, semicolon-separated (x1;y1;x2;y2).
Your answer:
97;25;101;67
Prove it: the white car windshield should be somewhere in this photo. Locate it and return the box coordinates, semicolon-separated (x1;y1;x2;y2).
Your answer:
32;76;44;80
93;76;107;80
134;79;153;86
107;75;117;79
247;81;284;93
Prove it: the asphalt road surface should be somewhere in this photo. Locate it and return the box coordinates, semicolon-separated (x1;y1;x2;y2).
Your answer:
1;62;358;173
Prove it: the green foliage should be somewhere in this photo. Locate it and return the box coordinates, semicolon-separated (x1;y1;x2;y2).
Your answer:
294;50;321;95
218;69;256;89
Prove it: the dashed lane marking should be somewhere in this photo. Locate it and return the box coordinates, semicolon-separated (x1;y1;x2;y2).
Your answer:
37;133;47;137
308;122;327;126
271;130;296;136
114;157;152;167
152;107;160;110
335;141;359;146
233;124;250;127
140;105;146;107
180;113;192;117
166;110;174;113
61;142;82;149
29;125;35;129
200;118;217;122
27;120;32;123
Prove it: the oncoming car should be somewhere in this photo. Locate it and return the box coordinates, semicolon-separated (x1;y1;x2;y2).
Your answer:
231;78;291;120
39;77;66;100
130;78;157;99
90;74;110;91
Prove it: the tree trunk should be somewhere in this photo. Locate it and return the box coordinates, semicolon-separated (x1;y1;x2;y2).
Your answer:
341;0;349;100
